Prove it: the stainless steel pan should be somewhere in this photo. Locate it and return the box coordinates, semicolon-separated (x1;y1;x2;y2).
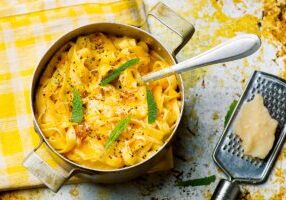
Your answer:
23;2;194;192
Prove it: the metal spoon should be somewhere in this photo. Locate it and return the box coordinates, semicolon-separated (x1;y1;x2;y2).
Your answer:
142;34;261;82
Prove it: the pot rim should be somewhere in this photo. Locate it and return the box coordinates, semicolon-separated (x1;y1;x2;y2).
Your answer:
31;22;185;173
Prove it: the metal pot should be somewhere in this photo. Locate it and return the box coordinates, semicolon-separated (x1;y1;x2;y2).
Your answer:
23;2;195;192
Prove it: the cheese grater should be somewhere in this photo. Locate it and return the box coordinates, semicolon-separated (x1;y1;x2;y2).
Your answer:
211;71;286;200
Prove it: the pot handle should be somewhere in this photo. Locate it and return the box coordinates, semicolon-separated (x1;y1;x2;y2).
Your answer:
23;141;74;192
147;2;195;57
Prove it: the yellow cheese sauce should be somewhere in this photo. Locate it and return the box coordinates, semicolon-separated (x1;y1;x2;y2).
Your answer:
35;33;181;170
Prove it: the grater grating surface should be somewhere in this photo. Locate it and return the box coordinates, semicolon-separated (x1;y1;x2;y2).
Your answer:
213;71;286;184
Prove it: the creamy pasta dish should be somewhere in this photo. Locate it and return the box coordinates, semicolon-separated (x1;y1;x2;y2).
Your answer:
36;33;181;169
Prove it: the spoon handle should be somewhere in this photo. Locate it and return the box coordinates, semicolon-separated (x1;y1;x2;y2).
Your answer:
142;34;261;82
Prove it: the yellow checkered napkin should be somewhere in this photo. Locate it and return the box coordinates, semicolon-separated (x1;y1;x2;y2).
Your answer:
0;0;173;191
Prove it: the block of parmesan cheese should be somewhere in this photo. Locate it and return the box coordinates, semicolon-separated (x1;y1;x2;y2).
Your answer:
234;94;278;159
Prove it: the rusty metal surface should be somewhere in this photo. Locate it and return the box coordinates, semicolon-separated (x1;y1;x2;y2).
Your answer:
1;0;286;199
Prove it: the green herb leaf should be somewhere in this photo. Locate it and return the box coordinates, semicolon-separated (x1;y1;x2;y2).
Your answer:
146;88;158;124
175;175;216;187
71;90;84;123
105;116;131;149
100;58;140;86
224;100;238;127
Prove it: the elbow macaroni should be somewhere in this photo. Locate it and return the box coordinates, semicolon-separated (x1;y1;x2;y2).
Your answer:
36;33;181;170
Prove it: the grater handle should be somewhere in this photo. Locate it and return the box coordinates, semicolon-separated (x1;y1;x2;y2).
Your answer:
211;179;241;200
